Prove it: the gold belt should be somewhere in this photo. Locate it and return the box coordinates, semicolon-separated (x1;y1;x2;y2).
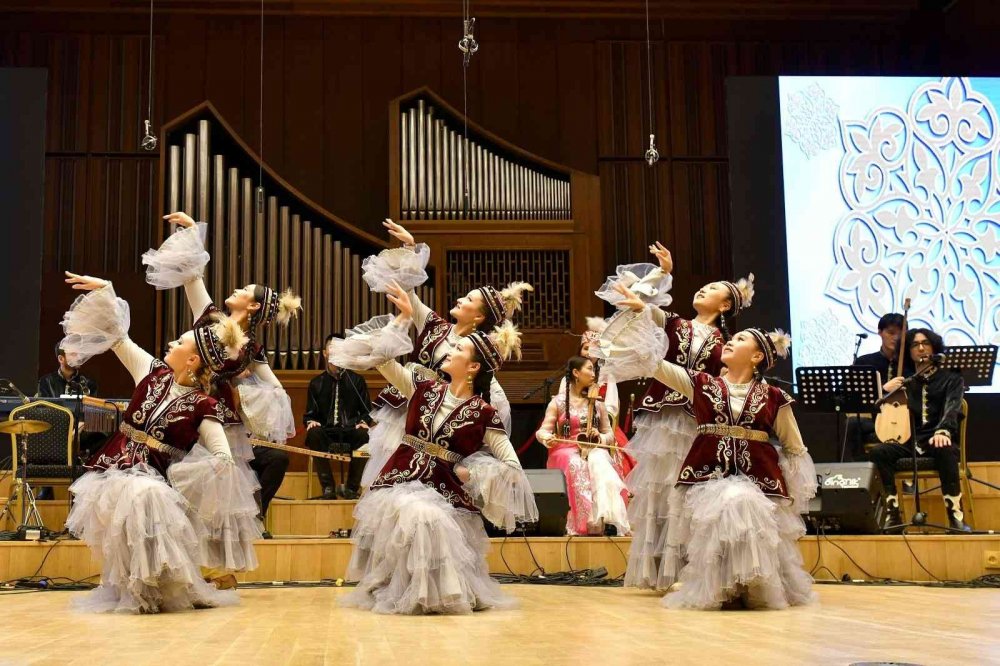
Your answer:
401;434;463;464
119;423;186;459
696;424;770;442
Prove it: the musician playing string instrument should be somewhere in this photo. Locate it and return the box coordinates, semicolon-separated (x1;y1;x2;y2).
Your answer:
868;328;970;532
536;356;630;536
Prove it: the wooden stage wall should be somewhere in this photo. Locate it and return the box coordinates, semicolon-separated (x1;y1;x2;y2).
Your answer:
0;6;945;397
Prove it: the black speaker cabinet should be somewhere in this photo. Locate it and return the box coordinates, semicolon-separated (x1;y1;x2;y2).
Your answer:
807;462;886;534
492;468;568;537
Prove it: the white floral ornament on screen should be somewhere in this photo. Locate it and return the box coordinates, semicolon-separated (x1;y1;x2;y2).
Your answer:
825;77;999;375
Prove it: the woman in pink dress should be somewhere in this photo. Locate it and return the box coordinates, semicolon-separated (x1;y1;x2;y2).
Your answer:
536;356;630;536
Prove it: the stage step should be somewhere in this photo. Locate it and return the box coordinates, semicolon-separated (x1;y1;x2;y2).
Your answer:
8;493;1000;537
1;534;998;585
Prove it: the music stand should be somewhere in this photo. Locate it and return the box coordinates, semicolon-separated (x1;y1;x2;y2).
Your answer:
944;345;999;493
795;366;883;463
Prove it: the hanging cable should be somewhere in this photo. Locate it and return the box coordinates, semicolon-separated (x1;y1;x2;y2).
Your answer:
140;0;157;151
643;0;659;166
256;0;265;214
458;0;479;216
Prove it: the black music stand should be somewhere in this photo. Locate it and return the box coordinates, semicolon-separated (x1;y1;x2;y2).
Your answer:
795;366;883;463
944;345;999;493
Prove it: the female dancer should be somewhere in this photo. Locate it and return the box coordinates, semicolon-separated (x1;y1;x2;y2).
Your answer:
536;356;630;536
142;212;300;582
600;284;817;610
60;273;251;613
328;285;537;614
356;219;532;488
601;243;754;591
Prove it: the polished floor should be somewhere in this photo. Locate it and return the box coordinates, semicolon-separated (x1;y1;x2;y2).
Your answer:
2;584;999;665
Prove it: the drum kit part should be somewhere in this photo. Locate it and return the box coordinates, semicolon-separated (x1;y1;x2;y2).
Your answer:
0;418;53;538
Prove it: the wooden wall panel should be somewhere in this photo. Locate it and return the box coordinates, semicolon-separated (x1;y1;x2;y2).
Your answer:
0;8;946;398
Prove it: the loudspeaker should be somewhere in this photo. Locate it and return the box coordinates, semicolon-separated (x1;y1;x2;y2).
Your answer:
807;462;886;534
486;468;569;537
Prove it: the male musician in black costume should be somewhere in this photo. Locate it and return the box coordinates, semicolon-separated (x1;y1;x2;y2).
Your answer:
868;328;970;532
304;334;373;500
36;344;98;398
845;313;905;460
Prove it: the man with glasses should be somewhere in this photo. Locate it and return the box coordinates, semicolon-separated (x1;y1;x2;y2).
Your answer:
868;328;970;531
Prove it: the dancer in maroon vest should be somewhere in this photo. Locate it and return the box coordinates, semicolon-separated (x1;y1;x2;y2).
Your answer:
355;219;531;490
600;283;817;610
60;273;249;613
597;243;755;591
328;286;537;614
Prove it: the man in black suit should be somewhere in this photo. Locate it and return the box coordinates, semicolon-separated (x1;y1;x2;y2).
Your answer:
845;312;905;461
304;334;373;499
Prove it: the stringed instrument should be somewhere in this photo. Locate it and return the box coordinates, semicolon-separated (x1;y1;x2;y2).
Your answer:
874;297;911;444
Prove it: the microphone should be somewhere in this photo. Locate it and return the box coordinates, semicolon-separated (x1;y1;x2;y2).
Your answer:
856;333;868;339
930;353;946;365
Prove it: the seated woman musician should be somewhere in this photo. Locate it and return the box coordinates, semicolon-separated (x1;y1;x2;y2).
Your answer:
536;356;630;536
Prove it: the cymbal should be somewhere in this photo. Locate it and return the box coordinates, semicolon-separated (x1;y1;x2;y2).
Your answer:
0;419;52;435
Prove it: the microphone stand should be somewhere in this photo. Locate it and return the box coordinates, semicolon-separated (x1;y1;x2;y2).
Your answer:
852;334;865;364
522;371;563;401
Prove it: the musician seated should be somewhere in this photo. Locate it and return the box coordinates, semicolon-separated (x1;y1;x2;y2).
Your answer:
868;328;970;532
37;345;97;398
845;313;904;461
536;356;630;536
304;334;373;500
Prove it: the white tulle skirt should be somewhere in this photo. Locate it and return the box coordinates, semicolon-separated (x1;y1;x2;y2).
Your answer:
358;404;407;490
624;406;697;589
168;445;264;572
66;465;239;614
342;481;515;615
662;474;816;610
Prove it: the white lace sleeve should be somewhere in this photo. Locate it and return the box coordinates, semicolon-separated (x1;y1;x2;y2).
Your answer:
591;310;670;382
361;244;430;292
142;223;210;290
59;282;131;369
328;317;414;371
462;432;539;533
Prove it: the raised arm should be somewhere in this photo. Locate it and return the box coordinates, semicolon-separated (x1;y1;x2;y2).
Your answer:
63;274;153;386
375;359;416;399
111;338;157;386
652;360;695;401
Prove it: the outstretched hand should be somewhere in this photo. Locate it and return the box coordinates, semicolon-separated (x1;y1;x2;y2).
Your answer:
613;282;645;313
163;211;196;228
382;218;415;246
386;280;413;319
64;272;109;292
648;241;673;274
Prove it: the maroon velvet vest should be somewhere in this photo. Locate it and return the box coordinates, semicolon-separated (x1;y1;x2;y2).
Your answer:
637;312;724;413
676;372;794;499
370;375;505;511
373;310;453;409
87;361;236;476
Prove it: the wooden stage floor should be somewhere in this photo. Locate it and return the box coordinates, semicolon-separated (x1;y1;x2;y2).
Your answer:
2;584;999;666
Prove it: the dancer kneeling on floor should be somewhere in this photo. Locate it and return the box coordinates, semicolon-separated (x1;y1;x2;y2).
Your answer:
328;282;538;615
599;283;818;610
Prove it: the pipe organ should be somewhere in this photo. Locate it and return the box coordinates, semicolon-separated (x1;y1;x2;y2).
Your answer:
158;103;434;370
390;88;603;381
